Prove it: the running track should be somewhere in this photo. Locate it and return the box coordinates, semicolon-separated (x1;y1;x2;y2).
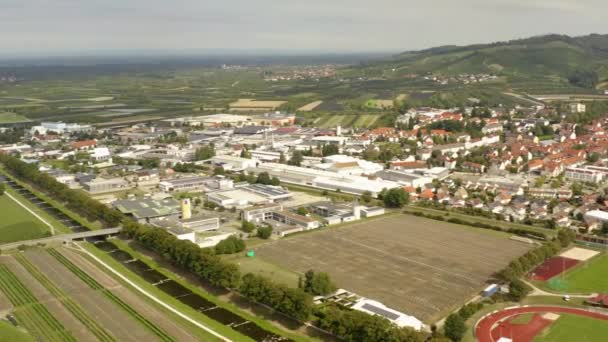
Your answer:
475;306;608;342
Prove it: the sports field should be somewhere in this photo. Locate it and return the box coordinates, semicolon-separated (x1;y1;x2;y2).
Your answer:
476;306;608;342
253;214;532;321
528;256;579;281
559;253;608;293
0;195;50;244
534;314;608;342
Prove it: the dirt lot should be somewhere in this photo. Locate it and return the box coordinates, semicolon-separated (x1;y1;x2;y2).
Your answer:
297;100;323;111
254;215;532;322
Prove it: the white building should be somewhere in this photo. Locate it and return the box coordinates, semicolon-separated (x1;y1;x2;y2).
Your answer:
163;114;252;127
565;167;603;183
91;147;111;162
167;227;196;243
351;298;424;331
29;122;92;136
584;210;608;230
210;155;257;171
569;103;586;113
311;136;349;146
314;155;384;176
159;176;208;192
251;150;282;162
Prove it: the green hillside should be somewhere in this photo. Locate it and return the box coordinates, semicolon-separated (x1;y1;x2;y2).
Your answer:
343;34;608;93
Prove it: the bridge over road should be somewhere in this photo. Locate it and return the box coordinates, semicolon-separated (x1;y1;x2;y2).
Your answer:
0;227;122;251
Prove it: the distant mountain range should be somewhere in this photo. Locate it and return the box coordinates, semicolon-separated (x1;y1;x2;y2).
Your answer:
346;34;608;91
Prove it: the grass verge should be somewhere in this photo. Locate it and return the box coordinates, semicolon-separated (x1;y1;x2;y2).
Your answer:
102;239;318;342
0;168;102;231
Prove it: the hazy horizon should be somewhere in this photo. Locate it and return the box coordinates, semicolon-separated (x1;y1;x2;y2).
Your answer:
2;0;607;58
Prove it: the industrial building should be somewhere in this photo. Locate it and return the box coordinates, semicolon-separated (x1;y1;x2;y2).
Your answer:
210;155;257;171
113;197;181;223
309;201;385;225
206;184;291;209
159;176;208;192
82;177;132;194
242;203;283;223
248;162;400;197
376;169;434;188
313;155;383;176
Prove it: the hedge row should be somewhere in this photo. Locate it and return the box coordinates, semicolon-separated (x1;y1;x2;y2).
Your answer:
407;211;547;240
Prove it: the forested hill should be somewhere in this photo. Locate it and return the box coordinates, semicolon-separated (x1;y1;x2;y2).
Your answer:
344;34;608;90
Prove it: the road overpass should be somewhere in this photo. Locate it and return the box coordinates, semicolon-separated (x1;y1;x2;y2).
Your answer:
0;227;122;251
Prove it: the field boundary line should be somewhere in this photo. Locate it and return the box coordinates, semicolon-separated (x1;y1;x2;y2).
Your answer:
72;243;232;342
5;191;55;235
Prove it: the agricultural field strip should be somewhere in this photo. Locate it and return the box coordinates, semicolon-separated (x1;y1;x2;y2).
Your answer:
0;264;76;342
58;247;199;342
47;248;176;342
73;244;233;342
24;249;160;342
14;253;116;342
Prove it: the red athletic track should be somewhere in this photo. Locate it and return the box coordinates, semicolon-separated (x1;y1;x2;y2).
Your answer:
528;256;579;281
475;306;608;342
490;314;551;342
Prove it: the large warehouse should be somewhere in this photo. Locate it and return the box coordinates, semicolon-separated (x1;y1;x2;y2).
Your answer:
248;162;400;197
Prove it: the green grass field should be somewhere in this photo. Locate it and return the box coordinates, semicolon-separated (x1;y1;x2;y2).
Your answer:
559;253;608;293
534;314;608;342
0;112;30;123
0;195;50;244
221;253;299;287
510;313;534;325
0;321;34;342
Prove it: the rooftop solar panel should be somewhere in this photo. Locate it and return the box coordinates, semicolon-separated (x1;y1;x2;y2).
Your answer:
361;303;400;320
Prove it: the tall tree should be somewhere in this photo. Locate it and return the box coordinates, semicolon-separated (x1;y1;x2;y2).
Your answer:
195;145;215;161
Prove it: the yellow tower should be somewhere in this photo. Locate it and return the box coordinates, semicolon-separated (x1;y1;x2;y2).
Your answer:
181;198;192;220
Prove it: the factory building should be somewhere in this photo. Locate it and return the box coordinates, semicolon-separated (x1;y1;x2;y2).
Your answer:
248;163;400;197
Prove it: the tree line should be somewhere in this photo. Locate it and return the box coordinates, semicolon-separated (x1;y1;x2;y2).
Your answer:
498;229;576;282
315;305;428;342
0;155;123;227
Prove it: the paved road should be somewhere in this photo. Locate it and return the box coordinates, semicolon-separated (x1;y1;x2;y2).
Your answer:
522;279;593;298
475;305;608;342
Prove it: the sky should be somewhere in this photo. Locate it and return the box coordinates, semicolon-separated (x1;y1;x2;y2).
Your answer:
1;0;607;56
